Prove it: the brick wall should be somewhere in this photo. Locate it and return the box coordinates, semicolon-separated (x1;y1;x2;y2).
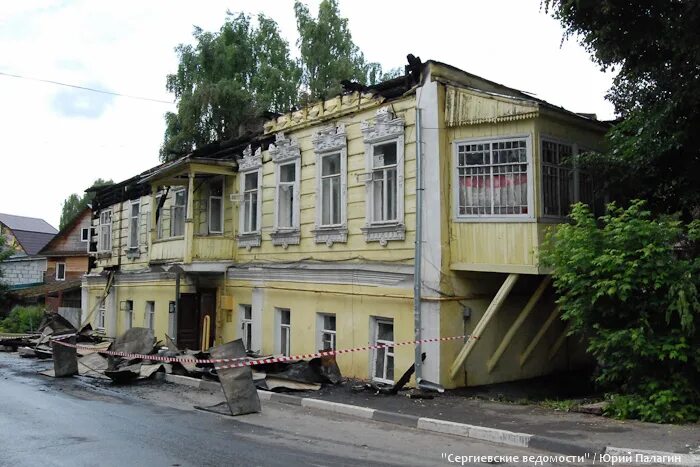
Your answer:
0;257;46;286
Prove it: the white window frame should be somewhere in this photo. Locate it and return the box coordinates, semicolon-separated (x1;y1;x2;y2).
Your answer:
273;159;301;231
128;200;140;249
452;134;534;222
316;151;347;228
97;300;106;329
97;209;112;252
80;228;89;242
240;304;253;351
124;300;133;330
208;179;224;234
55;262;66;281
275;307;291;356
371;318;394;384
312;125;348;244
145;301;155;330
170;189;186;238
317;313;336;351
239;169;262;235
361;107;406;245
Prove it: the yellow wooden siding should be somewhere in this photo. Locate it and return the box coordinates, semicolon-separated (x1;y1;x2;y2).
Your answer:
446;118;540;270
445;86;539;126
450;222;539;271
236;96;417;264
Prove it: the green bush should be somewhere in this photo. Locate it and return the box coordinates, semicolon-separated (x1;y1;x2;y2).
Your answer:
542;201;700;423
0;306;45;333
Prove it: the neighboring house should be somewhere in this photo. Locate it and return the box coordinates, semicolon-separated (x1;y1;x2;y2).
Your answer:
84;58;607;389
0;213;57;290
13;208;92;324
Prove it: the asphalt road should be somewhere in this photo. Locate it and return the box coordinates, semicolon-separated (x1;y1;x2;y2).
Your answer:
0;352;563;467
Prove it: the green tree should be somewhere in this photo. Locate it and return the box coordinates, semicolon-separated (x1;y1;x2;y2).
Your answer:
294;0;384;101
59;178;113;229
542;201;700;422
543;1;700;219
0;306;44;333
161;12;300;161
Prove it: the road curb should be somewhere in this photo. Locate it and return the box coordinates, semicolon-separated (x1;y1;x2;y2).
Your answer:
162;375;694;462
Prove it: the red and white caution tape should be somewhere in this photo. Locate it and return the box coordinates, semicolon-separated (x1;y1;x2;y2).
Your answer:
51;333;477;369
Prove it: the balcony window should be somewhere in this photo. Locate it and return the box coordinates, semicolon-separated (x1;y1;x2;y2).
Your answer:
170;190;186;237
455;138;531;217
209;180;224;234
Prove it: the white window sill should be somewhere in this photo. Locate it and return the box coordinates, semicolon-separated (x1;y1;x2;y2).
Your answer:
270;229;301;249
237;232;262;250
362;223;406;246
312;226;348;246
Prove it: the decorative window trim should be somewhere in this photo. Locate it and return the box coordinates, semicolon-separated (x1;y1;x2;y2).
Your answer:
452;134;534;222
237;146;263;249
361;107;405;244
55;262;66;281
270;133;301;248
313;124;348;245
80;228;89;242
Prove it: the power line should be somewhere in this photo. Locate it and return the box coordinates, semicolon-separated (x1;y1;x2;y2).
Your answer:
0;70;174;104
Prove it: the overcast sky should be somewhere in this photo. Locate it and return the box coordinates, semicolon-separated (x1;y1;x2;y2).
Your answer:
0;0;615;229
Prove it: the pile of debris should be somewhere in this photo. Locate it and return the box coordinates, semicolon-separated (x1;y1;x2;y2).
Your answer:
0;312;103;359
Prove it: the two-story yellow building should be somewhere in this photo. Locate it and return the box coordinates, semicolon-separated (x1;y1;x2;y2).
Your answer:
83;59;607;388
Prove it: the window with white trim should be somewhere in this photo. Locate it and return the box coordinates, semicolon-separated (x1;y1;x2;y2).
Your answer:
241;171;260;234
361;107;406;244
542;140;574;217
145;301;155;330
209;179;224;234
128;201;140;248
370;141;399;223
170;190;186;237
240;304;252;351
275;162;299;229
318;313;336;351
55;262;66;281
97;300;106;329
98;209;112;252
312;124;348;245
372;318;394;383
276;308;291;356
320;153;343;226
124;300;133;330
456;138;530;216
80;228;89;242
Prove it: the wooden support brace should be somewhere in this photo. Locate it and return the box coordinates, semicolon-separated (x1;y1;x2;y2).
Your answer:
547;324;570;361
519;305;560;368
487;276;551;373
449;273;519;380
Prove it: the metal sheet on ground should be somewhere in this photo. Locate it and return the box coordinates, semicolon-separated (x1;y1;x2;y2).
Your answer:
209;339;260;416
52;336;78;377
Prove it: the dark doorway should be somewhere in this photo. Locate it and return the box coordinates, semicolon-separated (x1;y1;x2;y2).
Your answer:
177;293;199;350
199;289;217;350
177;290;217;351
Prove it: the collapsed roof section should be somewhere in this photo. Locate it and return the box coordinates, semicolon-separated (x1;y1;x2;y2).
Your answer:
88;55;606;209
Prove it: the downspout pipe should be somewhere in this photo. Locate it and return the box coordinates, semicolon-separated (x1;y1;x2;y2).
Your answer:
414;107;423;384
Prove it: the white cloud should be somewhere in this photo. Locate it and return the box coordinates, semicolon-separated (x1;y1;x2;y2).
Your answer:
0;0;615;228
